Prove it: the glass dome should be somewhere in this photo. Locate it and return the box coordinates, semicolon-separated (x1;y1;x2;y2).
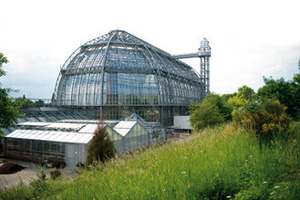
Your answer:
53;30;202;125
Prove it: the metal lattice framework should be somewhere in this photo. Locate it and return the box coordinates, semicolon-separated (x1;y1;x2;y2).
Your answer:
199;38;211;97
53;30;203;125
173;38;211;99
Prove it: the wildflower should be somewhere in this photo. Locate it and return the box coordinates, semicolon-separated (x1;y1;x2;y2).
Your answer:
274;185;280;189
181;171;186;175
270;192;274;195
263;181;268;184
226;196;232;199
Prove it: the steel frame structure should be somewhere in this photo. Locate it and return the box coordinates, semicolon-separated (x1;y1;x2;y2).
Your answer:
53;30;204;126
173;38;211;100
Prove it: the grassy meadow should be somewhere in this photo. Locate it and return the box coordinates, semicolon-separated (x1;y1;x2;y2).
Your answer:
1;122;299;199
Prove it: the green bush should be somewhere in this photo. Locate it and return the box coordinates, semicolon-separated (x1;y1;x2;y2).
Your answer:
189;93;232;130
232;99;291;138
189;100;224;130
50;168;62;180
257;75;300;119
287;121;300;137
85;122;116;166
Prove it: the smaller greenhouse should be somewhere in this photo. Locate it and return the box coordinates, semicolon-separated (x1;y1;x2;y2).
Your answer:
110;121;149;154
4;119;151;168
4;126;94;168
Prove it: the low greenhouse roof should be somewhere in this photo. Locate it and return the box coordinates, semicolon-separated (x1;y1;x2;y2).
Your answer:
113;121;137;136
78;124;98;133
18;122;85;131
5;129;93;144
6;119;146;144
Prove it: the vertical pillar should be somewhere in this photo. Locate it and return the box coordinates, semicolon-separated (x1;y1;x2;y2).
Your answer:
199;38;211;100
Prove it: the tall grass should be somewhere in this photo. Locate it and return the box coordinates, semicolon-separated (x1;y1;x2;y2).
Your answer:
1;123;299;199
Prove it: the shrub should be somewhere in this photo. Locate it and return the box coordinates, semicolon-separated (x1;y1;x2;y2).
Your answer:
257;75;300;119
227;95;247;109
189;100;224;130
189;93;232;130
37;166;47;182
237;85;255;100
232;99;291;138
287;121;300;137
205;93;233;120
85;121;116;166
50;168;61;180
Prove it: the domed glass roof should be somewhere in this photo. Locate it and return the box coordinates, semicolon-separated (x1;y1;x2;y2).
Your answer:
53;30;202;108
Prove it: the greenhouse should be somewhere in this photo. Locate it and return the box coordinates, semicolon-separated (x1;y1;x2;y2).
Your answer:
4;119;150;168
52;30;204;126
109;120;149;154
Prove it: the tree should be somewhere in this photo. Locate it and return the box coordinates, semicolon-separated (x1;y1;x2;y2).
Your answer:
257;75;299;119
0;53;8;77
205;93;233;120
291;69;300;119
189;93;231;130
14;97;33;109
227;85;255;109
0;53;23;138
227;95;247;109
85;120;116;166
232;99;291;138
237;85;255;100
35;99;45;107
189;100;224;130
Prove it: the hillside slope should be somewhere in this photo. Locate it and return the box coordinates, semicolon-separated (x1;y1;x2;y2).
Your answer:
1;123;299;199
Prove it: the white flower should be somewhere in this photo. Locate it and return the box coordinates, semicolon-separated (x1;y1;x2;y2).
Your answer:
274;185;280;189
263;181;268;184
181;171;186;175
226;196;232;199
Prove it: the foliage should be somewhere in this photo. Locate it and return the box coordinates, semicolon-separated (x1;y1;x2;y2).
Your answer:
37;166;47;182
237;85;255;100
14;96;48;109
226;85;255;109
221;93;237;102
29;165;46;186
227;95;247;109
0;53;8;77
291;71;300;120
0;88;22;136
257;75;300;119
206;93;233;120
287;121;300;138
0;53;23;137
189;93;232;130
232;99;291;138
50;168;62;180
1;124;299;199
85;120;116;166
189;100;224;130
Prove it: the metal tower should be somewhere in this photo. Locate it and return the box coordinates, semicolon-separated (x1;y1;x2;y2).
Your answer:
199;38;211;98
173;38;211;100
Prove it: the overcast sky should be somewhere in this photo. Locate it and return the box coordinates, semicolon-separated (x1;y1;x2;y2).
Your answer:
1;0;299;99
